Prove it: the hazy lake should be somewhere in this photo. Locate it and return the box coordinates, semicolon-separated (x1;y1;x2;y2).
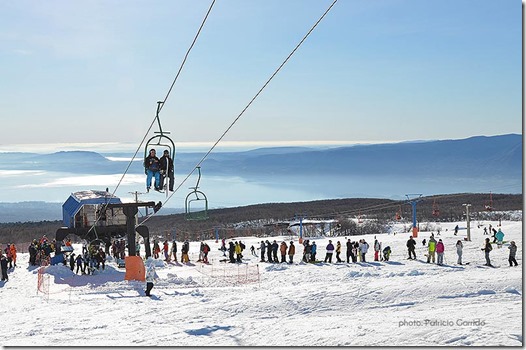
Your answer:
0;169;519;213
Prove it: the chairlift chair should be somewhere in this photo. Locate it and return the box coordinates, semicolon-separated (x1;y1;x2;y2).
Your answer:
185;166;208;221
143;101;176;191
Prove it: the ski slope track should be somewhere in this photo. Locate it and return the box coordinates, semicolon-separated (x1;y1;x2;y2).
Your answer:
1;219;522;347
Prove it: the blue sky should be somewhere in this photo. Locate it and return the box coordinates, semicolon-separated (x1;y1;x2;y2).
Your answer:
0;0;522;147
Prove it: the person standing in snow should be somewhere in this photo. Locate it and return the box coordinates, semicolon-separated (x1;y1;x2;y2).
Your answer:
351;242;358;262
272;240;279;263
9;244;17;267
336;241;343;263
508;241;518;267
406;236;417;260
436;239;445;266
495;229;505;248
5;244;13;269
203;243;210;263
355;241;361;262
324;240;335;263
301;240;309;262
235;241;242;263
288;241;295;264
163;240;170;262
373;238;381;261
360;240;369;262
228;241;236;263
96;248;106;270
491;227;498;243
382;246;391;261
75;254;84;274
266;240;273;263
346;239;353;263
280;241;288;263
427;235;437;264
153;240;160;259
171;240;178;262
456;240;463;265
69;253;75;271
144;263;158;297
182;240;190;263
28;241;38;266
481;238;493;267
1;254;8;281
310;241;317;262
259;241;266;262
220;238;227;257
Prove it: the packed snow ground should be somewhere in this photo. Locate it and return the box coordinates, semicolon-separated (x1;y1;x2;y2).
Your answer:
1;219;522;347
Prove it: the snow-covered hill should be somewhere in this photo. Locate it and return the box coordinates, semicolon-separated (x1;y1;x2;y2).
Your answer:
1;219;522;346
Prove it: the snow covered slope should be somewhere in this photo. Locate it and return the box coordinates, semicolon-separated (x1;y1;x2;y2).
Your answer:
1;220;522;347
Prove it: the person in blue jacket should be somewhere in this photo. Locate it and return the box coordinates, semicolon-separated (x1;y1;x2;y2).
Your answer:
495;229;505;247
310;241;317;262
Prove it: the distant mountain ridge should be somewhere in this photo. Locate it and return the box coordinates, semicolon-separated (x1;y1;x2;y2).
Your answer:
0;134;521;178
179;134;522;177
0;135;521;223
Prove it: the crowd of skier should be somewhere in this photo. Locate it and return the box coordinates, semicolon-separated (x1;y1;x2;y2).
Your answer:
123;224;517;269
0;223;520;284
406;226;517;268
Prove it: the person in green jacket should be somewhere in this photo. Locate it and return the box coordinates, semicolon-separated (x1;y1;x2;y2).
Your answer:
427;235;437;263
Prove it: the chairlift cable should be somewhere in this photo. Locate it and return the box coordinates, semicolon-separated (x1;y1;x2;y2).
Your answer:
158;0;216;114
137;0;340;227
85;1;216;235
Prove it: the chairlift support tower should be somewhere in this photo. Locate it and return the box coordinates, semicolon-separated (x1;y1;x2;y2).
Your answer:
462;203;472;241
406;194;423;238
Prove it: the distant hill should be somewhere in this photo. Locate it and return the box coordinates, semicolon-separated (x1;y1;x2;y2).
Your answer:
0;134;520;223
0;202;63;222
188;134;522;177
0;134;521;178
1;193;522;245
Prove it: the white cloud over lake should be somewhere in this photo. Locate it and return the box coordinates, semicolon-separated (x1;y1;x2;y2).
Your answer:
17;174;144;188
0;170;47;177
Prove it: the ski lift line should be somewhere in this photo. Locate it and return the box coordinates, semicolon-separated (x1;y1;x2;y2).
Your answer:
137;0;339;228
309;190;517;221
314;192;459;219
325;200;408;218
150;188;517;241
176;0;340;173
158;0;216;114
84;2;217;232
